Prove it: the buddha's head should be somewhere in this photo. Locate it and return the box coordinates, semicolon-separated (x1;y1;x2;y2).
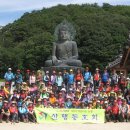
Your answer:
58;25;69;41
54;20;76;42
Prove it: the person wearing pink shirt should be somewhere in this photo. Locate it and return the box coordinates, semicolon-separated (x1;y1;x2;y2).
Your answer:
57;92;64;105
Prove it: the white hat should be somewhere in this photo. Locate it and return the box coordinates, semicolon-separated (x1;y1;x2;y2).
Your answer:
61;88;66;92
22;82;27;85
46;71;49;73
66;96;72;100
69;88;73;91
77;82;81;85
96;68;99;71
43;95;48;99
4;100;8;103
8;68;12;71
104;101;108;104
118;96;122;98
121;97;124;99
27;96;31;99
70;69;73;72
11;101;17;104
38;98;42;102
127;77;130;80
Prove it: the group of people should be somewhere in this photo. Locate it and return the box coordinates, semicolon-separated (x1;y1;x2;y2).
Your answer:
0;67;130;123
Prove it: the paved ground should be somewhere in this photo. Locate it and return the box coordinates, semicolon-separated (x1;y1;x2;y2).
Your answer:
0;122;130;130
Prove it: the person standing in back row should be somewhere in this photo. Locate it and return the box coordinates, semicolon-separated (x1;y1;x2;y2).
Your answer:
84;67;91;87
4;68;14;88
110;69;118;87
15;69;23;91
68;69;75;92
93;68;101;91
101;68;109;87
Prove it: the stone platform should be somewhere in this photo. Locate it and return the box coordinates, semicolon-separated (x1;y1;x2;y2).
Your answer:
42;66;84;73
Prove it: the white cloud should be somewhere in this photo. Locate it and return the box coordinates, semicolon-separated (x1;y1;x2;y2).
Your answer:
0;0;130;12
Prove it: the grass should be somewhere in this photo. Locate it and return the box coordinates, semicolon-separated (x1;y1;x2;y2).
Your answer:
0;79;5;82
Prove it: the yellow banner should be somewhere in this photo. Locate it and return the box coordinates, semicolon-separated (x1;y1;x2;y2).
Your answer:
34;108;105;123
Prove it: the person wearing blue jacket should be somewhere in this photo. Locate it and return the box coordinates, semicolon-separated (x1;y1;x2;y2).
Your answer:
15;69;23;90
18;102;29;123
101;68;109;86
68;69;75;91
4;68;14;86
84;67;92;85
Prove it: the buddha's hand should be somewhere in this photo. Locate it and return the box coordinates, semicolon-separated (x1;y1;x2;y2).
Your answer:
68;56;78;60
52;56;58;64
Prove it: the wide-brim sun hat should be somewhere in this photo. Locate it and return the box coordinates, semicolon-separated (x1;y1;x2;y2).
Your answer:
38;98;42;102
11;101;17;104
4;100;8;103
22;82;27;85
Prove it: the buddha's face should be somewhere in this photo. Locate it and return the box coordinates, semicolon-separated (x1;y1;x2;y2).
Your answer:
59;30;69;41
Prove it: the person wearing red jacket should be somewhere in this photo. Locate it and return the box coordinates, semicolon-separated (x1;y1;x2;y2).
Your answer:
9;101;19;123
75;69;83;88
1;100;10;123
111;100;119;122
93;68;101;90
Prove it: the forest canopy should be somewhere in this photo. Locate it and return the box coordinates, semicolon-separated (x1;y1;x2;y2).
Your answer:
0;3;130;72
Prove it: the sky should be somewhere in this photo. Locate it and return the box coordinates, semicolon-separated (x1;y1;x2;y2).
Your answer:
0;0;130;26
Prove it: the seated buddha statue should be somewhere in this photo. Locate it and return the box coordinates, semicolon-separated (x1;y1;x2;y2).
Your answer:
45;21;82;67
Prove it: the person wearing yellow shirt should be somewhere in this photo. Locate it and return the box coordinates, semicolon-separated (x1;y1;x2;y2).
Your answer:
4;82;10;98
49;92;56;105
